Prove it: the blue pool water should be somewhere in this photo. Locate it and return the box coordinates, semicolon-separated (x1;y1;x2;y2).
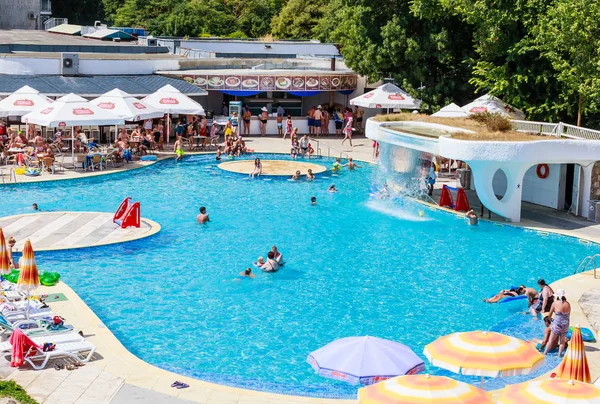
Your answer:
1;154;595;397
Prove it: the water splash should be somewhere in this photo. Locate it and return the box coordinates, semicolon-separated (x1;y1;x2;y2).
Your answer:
366;199;432;222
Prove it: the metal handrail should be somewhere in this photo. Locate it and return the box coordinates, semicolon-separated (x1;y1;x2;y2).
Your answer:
511;119;600;140
574;254;600;276
1;167;17;184
310;138;348;160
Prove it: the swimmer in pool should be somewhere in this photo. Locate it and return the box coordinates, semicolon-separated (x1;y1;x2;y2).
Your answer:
306;169;315;181
240;268;255;278
311;196;317;205
256;256;265;267
32;203;40;211
483;286;525;303
332;158;342;172
261;251;279;272
216;145;223;161
343;158;361;170
271;246;283;265
291;170;301;181
465;209;478;226
328;184;338;193
197;206;210;224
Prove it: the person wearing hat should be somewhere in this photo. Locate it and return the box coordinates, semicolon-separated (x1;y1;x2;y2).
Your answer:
313;105;323;137
543;288;571;357
259;107;269;137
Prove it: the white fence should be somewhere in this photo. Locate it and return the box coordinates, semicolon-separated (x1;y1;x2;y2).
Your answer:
511;120;600;140
43;18;68;30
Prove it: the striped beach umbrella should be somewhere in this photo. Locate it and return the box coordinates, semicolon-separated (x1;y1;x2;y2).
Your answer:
0;228;10;275
554;326;591;383
423;331;544;387
358;374;494;404
497;379;600;404
17;240;40;319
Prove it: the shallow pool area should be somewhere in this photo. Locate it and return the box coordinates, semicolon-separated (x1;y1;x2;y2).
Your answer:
1;153;595;398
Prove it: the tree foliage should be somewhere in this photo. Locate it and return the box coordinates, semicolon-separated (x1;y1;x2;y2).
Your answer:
271;0;324;40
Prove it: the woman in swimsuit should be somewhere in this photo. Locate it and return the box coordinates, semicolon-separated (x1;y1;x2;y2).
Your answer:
543;289;571;357
250;158;262;178
242;106;252;136
533;279;555;314
259;108;268;137
483;286;524;303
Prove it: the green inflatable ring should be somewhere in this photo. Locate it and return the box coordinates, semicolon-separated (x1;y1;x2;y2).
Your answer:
39;272;60;286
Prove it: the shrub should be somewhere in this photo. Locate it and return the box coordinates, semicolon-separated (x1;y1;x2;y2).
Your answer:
0;381;38;404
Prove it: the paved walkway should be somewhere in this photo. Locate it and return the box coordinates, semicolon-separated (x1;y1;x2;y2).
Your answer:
0;212;160;252
218;160;327;176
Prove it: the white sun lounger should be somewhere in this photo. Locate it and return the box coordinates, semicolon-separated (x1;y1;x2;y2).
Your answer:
0;331;84;352
24;341;96;370
1;290;27;301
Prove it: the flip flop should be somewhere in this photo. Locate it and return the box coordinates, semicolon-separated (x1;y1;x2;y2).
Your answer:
171;381;182;388
176;383;189;389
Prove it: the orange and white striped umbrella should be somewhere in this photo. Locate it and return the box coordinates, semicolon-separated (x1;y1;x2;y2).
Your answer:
17;240;40;291
423;331;544;377
554;326;591;383
0;228;10;275
497;379;600;404
358;374;493;404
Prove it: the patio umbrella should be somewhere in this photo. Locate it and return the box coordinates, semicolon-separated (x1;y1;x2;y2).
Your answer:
0;228;10;276
431;103;469;118
461;94;525;120
358;374;494;404
307;336;425;386
22;93;124;168
0;85;52;118
350;83;421;110
141;84;205;144
554;326;591;383
16;240;40;319
497;379;600;404
423;331;544;387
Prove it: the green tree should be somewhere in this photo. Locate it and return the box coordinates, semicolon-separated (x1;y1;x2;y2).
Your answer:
533;0;600;126
52;0;105;26
271;0;326;40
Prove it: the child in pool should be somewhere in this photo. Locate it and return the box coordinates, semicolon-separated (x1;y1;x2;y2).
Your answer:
291;170;301;181
216;145;223;160
240;268;255;278
174;137;184;161
332;158;342;172
306;169;315;181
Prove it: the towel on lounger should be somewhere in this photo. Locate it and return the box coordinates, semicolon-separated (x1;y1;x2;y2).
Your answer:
9;329;41;367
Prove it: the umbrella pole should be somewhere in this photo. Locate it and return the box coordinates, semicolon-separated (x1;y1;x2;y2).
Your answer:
71;126;75;169
25;289;30;320
167;113;170;145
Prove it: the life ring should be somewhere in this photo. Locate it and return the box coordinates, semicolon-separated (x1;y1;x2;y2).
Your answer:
536;164;549;179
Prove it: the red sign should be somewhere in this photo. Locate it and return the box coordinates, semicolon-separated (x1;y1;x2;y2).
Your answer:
13;99;34;106
133;102;147;110
470;106;487;113
160;97;179;105
72;108;94;115
97;102;115;109
363;93;374;99
40;107;54;115
58;121;66;127
375;104;382;108
388;94;405;101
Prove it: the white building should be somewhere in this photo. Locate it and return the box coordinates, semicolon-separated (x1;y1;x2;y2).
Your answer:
0;0;52;30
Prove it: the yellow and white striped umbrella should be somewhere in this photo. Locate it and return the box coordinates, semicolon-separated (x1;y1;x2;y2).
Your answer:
423;331;544;378
554;326;591;383
0;228;10;275
497;379;600;404
358;374;494;404
17;240;40;291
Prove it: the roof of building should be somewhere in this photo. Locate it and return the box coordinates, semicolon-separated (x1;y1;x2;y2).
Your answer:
47;24;83;35
156;38;340;57
0;74;207;97
83;29;137;41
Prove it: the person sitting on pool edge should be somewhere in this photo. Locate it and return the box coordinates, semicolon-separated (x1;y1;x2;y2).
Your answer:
197;206;210;224
291;170;301;181
261;252;279;272
483;286;525;303
465;209;478;226
240;268;255;278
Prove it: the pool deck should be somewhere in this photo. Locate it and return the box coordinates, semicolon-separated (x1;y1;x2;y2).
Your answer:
218;160;327;176
0;212;160;252
1;135;600;403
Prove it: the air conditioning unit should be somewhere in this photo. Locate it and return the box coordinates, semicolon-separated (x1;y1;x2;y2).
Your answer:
28;12;36;19
60;53;79;76
147;38;157;47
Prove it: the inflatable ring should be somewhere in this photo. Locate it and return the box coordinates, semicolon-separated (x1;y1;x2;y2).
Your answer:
536;164;549;179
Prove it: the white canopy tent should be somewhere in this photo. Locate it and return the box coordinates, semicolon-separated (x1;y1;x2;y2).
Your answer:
142;84;205;143
22;93;124;167
462;94;525;120
431;103;469;118
350;83;422;110
90;89;165;143
0;85;53;118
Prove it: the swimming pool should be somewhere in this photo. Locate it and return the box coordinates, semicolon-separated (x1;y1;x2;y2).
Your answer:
1;154;595;398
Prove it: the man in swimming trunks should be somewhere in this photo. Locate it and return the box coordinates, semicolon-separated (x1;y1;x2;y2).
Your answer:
465;209;478;226
344;158;361;170
299;134;309;157
483;286;524;303
197;206;210;224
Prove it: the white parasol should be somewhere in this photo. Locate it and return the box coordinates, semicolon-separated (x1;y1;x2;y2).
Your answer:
350;83;421;110
431;103;469;118
462;94;525;119
0;85;53;118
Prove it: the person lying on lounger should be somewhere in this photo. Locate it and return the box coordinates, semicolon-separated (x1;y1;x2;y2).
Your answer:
483;286;525;303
